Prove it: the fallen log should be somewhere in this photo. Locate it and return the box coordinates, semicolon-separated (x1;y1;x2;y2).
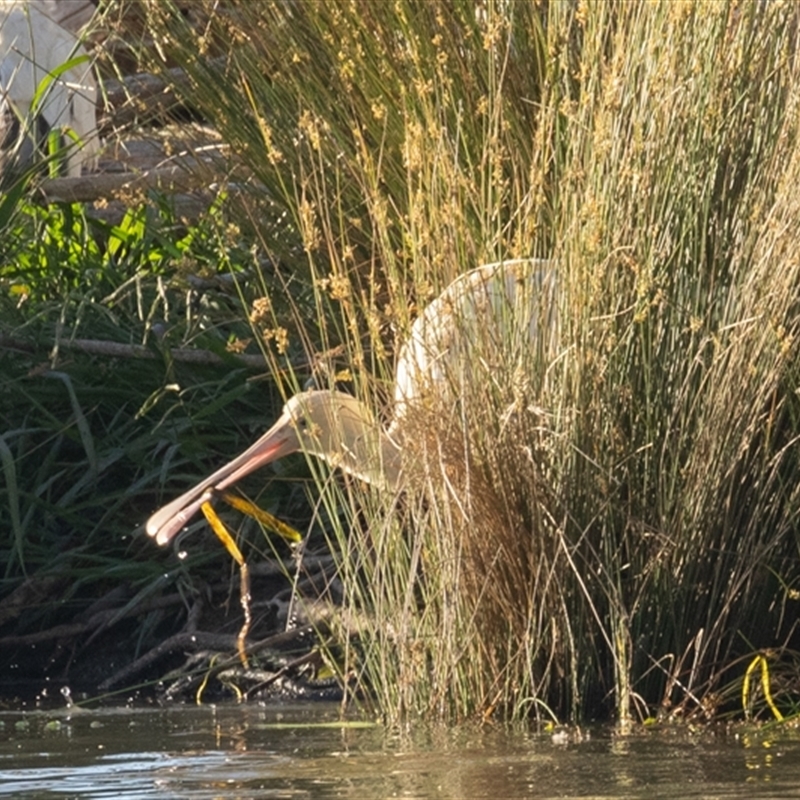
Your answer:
37;152;244;203
99;57;228;131
99;65;193;131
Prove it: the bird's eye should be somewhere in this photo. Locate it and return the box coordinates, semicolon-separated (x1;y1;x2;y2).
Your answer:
296;416;308;430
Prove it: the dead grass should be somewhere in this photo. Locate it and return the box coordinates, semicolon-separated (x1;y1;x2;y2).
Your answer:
137;0;800;724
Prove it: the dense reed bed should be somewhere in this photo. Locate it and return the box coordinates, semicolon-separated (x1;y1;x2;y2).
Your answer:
136;0;800;723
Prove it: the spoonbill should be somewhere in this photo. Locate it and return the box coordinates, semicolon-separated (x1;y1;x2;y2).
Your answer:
146;258;556;546
0;0;99;178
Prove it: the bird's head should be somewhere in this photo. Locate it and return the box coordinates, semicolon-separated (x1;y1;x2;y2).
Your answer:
281;390;394;487
146;390;395;546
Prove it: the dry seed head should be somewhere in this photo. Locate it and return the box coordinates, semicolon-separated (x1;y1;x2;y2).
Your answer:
492;146;508;188
576;0;589;27
226;337;251;355
299;110;329;152
317;273;351;301
414;278;435;302
249;296;272;326
330;274;352;301
412;77;434;98
669;1;695;23
774;324;794;358
347;214;364;231
337;51;356;85
253;114;282;165
368;192;389;230
403;120;424;172
298;198;320;253
114;187;148;207
371;101;387;122
482;18;503;51
225;223;241;244
558;96;578;123
335;368;353;384
261;326;289;354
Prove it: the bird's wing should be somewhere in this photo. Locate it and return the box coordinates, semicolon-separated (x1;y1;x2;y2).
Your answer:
391;259;556;431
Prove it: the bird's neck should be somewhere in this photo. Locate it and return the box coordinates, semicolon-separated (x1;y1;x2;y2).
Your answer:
305;399;403;491
335;429;402;491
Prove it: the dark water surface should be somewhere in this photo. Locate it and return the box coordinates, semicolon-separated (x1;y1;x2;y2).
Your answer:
0;702;797;799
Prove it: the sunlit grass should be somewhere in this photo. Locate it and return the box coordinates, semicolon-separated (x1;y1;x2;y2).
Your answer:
88;0;800;722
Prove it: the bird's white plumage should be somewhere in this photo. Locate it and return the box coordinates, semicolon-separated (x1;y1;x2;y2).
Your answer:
146;258;557;545
0;0;98;178
392;258;556;430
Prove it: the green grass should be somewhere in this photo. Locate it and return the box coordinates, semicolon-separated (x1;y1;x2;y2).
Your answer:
0;176;321;675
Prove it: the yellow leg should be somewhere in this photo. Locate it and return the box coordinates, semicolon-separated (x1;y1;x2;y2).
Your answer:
197;495;303;674
742;653;784;722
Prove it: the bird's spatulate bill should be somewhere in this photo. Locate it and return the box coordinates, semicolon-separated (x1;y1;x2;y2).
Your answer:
146;409;299;545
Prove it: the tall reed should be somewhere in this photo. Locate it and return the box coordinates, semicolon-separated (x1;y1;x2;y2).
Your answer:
140;0;800;723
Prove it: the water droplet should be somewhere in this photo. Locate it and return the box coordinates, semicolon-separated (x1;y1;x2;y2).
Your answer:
60;686;75;708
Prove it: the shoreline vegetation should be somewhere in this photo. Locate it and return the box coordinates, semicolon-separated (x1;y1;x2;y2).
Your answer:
1;0;799;726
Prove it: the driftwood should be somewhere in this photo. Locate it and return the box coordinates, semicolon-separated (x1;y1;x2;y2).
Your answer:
34;56;240;209
39;162;207;203
97;624;320;692
38;150;246;203
99;55;231;130
67;337;267;367
86;192;211;224
100;65;193;131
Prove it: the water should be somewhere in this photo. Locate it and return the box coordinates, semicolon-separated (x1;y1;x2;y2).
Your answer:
0;702;798;799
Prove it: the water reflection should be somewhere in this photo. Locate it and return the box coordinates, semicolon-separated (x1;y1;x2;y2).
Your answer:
0;703;797;799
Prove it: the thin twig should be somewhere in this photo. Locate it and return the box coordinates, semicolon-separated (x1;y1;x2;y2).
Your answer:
0;332;267;368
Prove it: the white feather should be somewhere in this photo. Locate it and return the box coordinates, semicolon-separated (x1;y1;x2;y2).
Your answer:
391;258;557;430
